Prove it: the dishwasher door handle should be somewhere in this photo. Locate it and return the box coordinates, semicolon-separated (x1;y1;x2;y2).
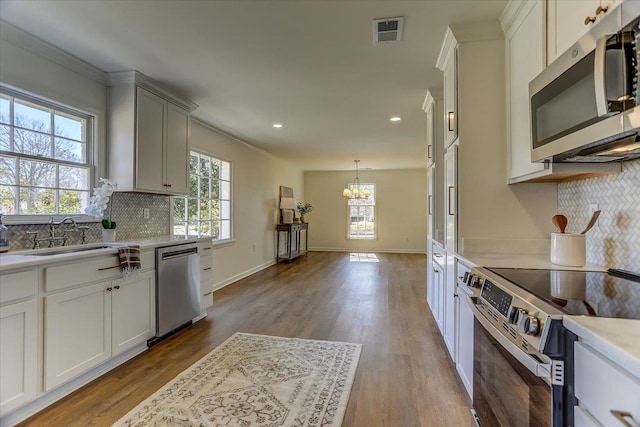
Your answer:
162;247;198;260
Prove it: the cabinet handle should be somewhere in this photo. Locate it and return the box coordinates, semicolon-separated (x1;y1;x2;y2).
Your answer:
596;5;609;15
611;410;639;427
584;15;596;24
203;247;212;251
447;112;455;131
98;265;120;271
203;267;212;271
427;145;433;160
434;253;444;258
163;183;172;188
448;185;455;216
106;287;113;292
114;285;120;290
428;195;433;215
203;292;213;296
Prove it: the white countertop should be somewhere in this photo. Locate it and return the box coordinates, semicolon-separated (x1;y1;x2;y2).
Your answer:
458;252;606;271
564;316;640;377
0;235;213;272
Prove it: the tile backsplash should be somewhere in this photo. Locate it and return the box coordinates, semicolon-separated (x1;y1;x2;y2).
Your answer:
6;192;172;251
558;159;640;271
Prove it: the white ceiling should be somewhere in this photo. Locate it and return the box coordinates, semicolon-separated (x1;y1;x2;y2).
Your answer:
0;0;506;171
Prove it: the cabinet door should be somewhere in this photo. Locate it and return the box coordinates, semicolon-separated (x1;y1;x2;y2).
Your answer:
443;253;457;361
507;0;546;180
456;262;474;399
111;270;155;357
426;102;435;167
443;52;458;148
44;282;112;390
165;104;190;195
0;298;37;413
444;147;457;252
427;167;434;240
136;87;166;193
548;0;600;64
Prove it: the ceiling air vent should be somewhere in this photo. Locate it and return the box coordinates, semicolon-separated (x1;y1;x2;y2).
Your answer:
372;17;404;44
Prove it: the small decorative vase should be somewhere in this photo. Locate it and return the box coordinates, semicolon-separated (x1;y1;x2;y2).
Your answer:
300;214;306;223
102;229;116;243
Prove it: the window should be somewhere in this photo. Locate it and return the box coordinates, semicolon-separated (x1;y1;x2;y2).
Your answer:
173;151;231;241
0;88;92;216
347;183;375;239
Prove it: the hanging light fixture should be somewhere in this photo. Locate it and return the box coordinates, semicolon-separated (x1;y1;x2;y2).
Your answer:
343;160;371;199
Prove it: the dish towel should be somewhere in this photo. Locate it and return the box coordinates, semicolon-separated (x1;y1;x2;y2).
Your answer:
118;245;141;279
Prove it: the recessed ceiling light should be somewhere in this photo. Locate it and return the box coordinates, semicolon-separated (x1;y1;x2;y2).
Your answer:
272;123;283;128
390;116;402;122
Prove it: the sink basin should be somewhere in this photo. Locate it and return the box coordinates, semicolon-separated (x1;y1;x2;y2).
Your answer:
27;245;115;256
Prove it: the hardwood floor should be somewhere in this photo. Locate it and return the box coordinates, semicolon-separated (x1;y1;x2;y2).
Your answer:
18;251;472;426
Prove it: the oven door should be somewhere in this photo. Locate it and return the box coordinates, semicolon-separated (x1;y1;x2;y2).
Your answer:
468;296;553;427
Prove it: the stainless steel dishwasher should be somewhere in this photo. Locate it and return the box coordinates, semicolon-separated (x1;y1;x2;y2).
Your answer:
154;243;200;341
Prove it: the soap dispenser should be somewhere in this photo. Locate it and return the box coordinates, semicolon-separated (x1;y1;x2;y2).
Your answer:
0;214;8;252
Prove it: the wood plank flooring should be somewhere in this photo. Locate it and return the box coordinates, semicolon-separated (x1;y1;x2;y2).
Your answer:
18;251;472;427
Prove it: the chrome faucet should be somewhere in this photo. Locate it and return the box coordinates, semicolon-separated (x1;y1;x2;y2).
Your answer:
29;217;82;249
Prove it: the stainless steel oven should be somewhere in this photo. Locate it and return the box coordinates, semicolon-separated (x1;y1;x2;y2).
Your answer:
463;267;640;427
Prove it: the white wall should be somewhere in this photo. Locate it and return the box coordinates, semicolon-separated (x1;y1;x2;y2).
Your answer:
0;23;108;179
190;121;303;288
304;169;427;253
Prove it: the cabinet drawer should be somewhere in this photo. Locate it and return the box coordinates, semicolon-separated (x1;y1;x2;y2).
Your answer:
0;269;38;304
574;342;640;426
200;253;213;270
201;279;214;295
201;264;213;283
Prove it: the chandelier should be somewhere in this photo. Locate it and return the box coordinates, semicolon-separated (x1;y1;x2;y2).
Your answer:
343;160;371;199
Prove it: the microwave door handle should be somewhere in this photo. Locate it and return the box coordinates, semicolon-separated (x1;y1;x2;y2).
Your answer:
470;299;551;379
594;35;609;117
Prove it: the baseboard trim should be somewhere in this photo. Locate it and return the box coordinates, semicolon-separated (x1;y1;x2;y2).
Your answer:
1;343;148;427
212;259;276;291
309;247;427;255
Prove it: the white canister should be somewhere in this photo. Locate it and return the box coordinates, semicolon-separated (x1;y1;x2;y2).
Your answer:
102;229;117;243
550;233;586;267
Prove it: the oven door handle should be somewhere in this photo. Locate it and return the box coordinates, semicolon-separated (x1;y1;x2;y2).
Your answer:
465;295;551;379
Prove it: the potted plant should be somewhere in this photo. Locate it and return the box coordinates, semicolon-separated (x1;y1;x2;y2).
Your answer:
296;202;313;223
85;178;118;242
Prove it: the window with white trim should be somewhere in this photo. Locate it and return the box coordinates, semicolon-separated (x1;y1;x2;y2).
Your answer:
173;151;232;241
0;88;92;216
347;183;375;239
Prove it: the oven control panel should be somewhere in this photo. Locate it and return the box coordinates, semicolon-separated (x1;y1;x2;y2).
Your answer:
471;268;552;354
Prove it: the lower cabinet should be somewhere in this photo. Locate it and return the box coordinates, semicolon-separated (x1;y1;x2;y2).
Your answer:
0;297;37;414
455;260;474;399
443;252;457;361
44;270;155;391
198;241;214;312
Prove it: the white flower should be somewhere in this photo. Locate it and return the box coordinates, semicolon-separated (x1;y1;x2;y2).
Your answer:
84;178;118;218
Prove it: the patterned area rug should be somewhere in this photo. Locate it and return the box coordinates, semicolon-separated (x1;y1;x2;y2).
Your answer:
113;333;362;427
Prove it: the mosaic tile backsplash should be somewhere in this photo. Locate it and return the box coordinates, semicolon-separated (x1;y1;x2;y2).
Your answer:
558;159;640;272
6;192;171;251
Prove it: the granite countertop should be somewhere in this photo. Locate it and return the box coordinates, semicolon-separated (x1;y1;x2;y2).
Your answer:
564;316;640;377
0;235;213;272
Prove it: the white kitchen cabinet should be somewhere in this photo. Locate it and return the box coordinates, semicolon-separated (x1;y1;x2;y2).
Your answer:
574;342;640;427
108;71;196;195
438;34;458;149
111;270;155;356
443;252;457;361
547;0;622;64
0;269;38;414
423;90;444;244
44;281;112;390
455;259;473;399
444;146;457;252
197;241;214;313
431;244;446;333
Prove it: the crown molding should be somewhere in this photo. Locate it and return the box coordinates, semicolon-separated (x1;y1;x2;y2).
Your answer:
436;27;457;71
500;0;536;36
0;20;106;84
106;70;198;112
422;88;442;112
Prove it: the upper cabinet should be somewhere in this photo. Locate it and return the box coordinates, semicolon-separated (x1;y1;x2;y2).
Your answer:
423;90;445;244
437;35;458;149
547;0;622;64
501;0;623;183
107;71;197;195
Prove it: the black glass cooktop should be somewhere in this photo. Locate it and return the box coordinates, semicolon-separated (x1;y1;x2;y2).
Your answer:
485;268;640;319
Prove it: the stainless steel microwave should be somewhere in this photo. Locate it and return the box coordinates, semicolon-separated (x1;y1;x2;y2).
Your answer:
529;2;640;163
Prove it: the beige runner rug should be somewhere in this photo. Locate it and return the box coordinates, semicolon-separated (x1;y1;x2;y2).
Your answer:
113;332;362;427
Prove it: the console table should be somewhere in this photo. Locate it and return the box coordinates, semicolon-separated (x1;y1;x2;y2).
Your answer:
276;223;308;263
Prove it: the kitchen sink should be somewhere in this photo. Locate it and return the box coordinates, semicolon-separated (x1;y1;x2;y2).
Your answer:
26;245;115;256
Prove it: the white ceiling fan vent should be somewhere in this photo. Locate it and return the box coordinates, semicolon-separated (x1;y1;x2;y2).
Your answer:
372;17;404;45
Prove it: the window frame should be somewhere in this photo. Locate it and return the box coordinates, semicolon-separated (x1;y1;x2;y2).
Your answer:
346;182;376;240
172;150;233;244
0;86;96;223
